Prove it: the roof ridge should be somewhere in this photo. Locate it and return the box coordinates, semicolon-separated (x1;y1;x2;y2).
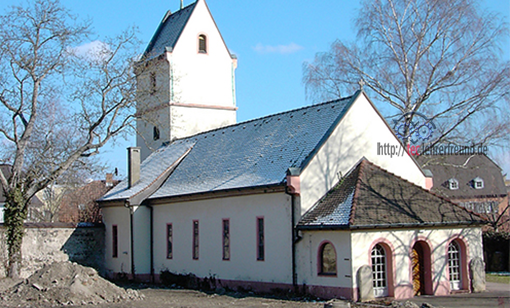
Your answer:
171;95;355;142
361;159;486;221
349;159;366;225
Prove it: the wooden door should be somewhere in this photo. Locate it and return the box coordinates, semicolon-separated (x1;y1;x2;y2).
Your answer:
411;244;425;296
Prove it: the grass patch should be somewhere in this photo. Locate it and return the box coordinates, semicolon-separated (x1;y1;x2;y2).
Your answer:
486;273;510;284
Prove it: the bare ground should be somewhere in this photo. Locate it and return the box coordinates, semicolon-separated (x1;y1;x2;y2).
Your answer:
0;280;327;308
88;288;327;308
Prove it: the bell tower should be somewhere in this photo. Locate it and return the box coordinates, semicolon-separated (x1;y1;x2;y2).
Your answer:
136;0;237;161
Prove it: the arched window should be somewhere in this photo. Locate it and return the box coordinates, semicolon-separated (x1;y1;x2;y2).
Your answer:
319;242;336;275
198;34;207;53
448;241;462;290
371;244;388;297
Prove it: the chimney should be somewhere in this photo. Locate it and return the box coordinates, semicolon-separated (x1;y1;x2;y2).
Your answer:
423;169;434;190
128;147;141;188
105;173;114;187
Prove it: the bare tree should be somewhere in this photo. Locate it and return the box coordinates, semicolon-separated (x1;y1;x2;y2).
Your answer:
303;0;509;150
0;0;139;277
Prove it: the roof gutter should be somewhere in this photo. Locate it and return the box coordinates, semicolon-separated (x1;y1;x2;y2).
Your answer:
147;183;286;205
296;220;487;231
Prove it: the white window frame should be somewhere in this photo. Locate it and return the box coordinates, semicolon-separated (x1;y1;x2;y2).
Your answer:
371;244;388;297
448;241;462;290
448;178;459;190
473;177;484;189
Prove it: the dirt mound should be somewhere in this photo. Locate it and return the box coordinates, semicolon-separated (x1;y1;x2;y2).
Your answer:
0;262;142;306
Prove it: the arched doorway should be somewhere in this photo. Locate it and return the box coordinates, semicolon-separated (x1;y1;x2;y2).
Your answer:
371;244;388;297
447;238;469;291
411;241;432;296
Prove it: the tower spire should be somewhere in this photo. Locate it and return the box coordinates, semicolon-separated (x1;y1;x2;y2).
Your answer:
180;0;183;9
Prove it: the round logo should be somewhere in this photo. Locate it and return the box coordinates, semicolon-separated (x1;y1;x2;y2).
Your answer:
392;112;436;145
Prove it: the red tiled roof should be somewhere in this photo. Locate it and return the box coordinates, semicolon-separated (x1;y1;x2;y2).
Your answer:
298;159;485;230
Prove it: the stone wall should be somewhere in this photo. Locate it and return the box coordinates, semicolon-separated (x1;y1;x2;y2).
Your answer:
0;223;104;278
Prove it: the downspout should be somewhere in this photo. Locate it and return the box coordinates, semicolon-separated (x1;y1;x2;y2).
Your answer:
147;204;154;283
289;192;297;289
286;167;302;290
127;147;141;281
129;205;135;280
124;200;135;280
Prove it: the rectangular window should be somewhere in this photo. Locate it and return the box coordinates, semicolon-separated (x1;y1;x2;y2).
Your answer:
257;217;264;261
150;72;156;95
112;225;118;258
222;219;230;260
167;224;173;259
192;220;199;260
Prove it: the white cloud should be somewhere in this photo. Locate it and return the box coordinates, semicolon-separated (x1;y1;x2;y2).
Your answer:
68;40;112;62
253;42;304;55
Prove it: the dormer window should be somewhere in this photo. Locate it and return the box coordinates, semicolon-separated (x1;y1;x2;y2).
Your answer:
198;34;207;53
473;177;484;189
153;126;160;141
448;178;459;190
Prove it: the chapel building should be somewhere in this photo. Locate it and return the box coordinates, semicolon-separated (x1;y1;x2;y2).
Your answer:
100;0;486;301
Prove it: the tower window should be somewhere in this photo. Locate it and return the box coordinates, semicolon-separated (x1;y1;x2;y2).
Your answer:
198;34;207;53
153;126;160;141
150;72;156;95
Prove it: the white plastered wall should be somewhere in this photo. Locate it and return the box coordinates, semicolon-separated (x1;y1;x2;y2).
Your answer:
171;0;236;108
169;105;236;140
132;205;151;275
350;227;483;294
299;93;426;214
102;206;131;276
152;192;293;284
295;230;353;289
102;205;152;276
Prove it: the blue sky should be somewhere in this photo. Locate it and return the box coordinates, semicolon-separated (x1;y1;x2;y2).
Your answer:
2;0;509;178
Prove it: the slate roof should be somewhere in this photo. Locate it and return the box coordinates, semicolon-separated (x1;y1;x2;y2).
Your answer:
101;94;358;202
417;154;507;199
100;140;196;201
144;2;198;58
297;159;484;230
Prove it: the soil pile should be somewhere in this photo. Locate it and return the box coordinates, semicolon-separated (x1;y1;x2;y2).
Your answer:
1;262;142;306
